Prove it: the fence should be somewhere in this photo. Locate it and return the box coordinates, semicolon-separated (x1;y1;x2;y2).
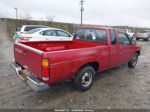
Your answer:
0;18;150;39
0;18;75;38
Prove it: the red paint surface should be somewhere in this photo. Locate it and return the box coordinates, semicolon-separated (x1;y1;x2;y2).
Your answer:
14;27;141;85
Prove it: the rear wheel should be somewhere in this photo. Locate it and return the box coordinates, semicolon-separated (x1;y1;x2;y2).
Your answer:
128;53;139;68
73;66;96;91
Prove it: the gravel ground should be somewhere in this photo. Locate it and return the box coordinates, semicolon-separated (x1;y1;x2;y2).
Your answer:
0;37;150;109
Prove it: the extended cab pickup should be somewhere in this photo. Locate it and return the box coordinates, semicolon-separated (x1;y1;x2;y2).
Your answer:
11;27;141;91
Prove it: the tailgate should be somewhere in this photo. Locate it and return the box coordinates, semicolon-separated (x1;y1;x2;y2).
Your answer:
14;43;43;78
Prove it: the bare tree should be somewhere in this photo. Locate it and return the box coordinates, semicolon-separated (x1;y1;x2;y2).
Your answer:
24;13;32;20
45;15;55;22
20;13;32;20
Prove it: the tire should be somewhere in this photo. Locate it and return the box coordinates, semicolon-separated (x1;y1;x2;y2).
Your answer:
146;37;150;41
144;37;150;41
136;38;139;41
128;53;139;68
144;38;148;41
73;66;96;91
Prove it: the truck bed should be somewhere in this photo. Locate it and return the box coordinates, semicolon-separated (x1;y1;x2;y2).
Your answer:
21;40;106;52
14;40;108;82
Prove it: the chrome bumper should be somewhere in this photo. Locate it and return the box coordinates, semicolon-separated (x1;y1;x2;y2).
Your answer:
10;62;50;91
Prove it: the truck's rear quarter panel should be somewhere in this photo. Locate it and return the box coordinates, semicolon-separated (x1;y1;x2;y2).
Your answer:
43;45;109;84
14;43;42;78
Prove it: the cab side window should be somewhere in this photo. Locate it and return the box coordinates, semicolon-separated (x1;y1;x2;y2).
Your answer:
118;32;131;45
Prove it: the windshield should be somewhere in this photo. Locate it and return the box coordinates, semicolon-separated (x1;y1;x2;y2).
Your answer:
26;28;41;34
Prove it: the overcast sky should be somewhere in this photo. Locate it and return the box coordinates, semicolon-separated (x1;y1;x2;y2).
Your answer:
0;0;150;27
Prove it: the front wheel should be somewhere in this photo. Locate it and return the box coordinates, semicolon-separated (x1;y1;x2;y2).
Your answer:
145;37;150;41
128;53;139;68
73;66;96;91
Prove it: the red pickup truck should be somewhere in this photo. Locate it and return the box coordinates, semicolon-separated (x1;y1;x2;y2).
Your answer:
11;27;141;91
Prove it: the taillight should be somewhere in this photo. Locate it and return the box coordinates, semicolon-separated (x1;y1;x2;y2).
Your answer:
20;37;32;41
20;32;24;34
42;59;49;81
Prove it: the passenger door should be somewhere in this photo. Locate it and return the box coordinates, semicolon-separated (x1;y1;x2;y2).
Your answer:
109;29;120;68
118;32;133;64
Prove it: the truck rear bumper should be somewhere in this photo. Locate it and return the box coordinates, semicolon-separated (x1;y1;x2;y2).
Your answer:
10;62;50;91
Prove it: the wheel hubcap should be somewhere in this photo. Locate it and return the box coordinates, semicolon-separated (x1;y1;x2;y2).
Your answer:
82;72;92;87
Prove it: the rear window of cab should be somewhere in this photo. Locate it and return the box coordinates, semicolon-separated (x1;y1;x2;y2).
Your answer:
75;28;107;44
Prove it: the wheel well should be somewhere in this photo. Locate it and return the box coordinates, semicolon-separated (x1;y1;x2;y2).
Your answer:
136;51;140;56
79;62;99;72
